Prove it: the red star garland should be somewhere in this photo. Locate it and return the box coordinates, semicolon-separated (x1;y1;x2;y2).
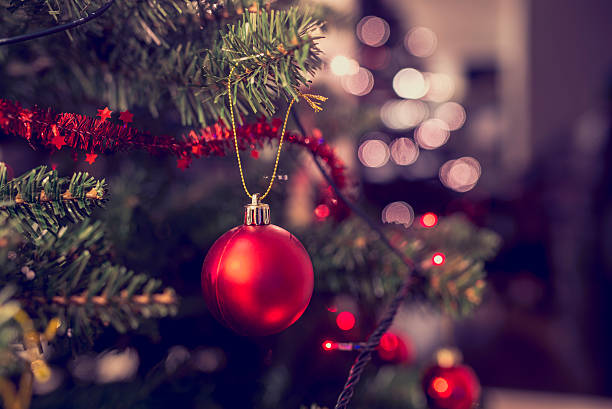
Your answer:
97;107;112;122
0;98;349;193
119;110;134;124
49;125;66;150
85;153;98;164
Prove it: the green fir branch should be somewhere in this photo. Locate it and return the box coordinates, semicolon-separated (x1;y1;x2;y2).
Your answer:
1;216;177;345
0;1;324;126
305;215;501;315
0;163;106;239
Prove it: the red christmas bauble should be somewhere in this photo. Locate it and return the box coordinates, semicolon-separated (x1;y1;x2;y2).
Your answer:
201;223;314;336
422;363;480;409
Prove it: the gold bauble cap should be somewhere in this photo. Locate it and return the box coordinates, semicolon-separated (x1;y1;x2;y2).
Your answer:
244;194;270;226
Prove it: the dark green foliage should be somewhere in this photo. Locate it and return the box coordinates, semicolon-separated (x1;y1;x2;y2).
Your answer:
304;215;501;316
0;0;324;126
0;163;106;240
1;217;177;345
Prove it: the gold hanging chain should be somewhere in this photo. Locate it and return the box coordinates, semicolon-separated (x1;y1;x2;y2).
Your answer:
227;65;327;202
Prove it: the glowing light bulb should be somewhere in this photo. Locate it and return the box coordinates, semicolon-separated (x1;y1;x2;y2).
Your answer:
432;252;446;265
314;204;330;219
322;340;336;351
392;68;428;99
330;56;360;76
379;333;399;352
420;212;438;228
336;311;356;331
356;16;390;47
431;377;451;397
405;27;437;58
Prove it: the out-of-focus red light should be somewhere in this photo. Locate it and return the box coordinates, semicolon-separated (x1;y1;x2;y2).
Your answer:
327;306;338;313
379;333;399;352
322;340;336;351
431;377;451;397
314;204;330;219
420;212;438;227
336;311;356;331
432;252;446;265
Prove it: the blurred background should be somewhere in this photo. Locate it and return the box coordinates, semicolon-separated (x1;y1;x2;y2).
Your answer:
308;0;612;406
3;0;612;408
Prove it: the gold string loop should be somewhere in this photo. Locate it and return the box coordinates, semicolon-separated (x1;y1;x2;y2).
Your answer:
227;66;326;201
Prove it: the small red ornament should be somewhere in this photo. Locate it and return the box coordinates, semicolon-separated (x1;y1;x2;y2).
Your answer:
201;195;314;336
422;349;480;409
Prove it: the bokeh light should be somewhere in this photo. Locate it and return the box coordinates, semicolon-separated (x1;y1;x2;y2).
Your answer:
380;99;429;130
358;139;390;168
322;340;335;351
382;201;414;228
432;252;446;265
393;68;428;99
336;311;356;331
341;67;374;96
435;102;466;131
431;377;451;397
96;349;139;383
379;332;400;352
439;157;482;192
314;204;330;219
415;119;450;150
193;348;226;373
420;212;438;228
423;73;455;102
405;27;437;58
390;138;419;166
356;16;390;47
330;55;360;76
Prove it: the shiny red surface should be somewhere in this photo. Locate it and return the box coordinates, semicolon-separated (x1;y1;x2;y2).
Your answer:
422;364;481;409
201;224;314;336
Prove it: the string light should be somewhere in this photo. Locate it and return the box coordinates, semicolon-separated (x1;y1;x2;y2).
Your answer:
321;340;366;351
336;311;356;331
382;201;414;228
356;16;390;47
434;102;466;131
358;139;390;168
404;27;437;58
439;157;481;192
420;212;438;228
314;204;330;219
330;56;360;76
390;137;419;165
430;377;452;398
415;119;450;150
392;68;428;99
341;67;374;96
432;252;446;265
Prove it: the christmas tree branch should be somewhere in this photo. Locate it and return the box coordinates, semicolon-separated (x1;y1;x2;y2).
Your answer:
0;0;116;46
0;163;106;239
0;1;324;126
2;217;177;343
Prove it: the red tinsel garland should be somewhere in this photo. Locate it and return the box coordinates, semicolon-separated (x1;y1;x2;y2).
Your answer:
0;99;348;192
